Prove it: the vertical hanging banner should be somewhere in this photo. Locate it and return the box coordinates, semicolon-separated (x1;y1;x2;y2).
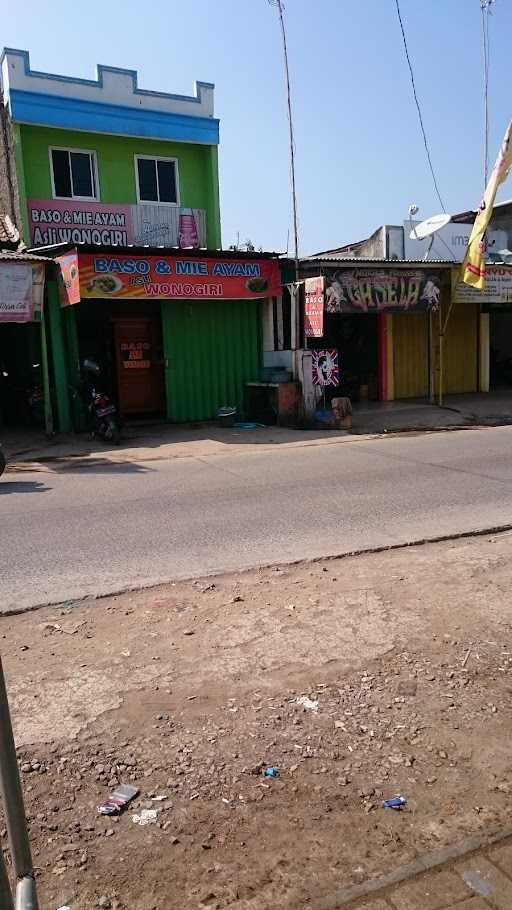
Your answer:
312;349;339;386
304;276;325;337
56;250;80;307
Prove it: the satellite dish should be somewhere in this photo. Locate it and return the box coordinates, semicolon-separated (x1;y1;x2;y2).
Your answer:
409;213;451;240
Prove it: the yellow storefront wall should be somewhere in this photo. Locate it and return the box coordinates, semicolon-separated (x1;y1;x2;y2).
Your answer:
393;312;429;399
390;299;479;399
434;298;479;395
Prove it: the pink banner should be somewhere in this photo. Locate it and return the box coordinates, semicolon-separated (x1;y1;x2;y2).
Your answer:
28;199;134;247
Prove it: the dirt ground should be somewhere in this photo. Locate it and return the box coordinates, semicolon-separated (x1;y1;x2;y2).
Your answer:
2;531;512;910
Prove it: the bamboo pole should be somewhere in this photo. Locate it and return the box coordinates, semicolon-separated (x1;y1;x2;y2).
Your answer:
429;309;434;403
438;301;443;407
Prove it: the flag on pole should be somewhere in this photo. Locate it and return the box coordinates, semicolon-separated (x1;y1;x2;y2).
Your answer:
462;120;512;289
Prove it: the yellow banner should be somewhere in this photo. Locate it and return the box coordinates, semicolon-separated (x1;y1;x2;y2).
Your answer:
462;120;512;289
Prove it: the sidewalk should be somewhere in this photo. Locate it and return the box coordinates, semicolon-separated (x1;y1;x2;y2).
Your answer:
2;422;352;468
351;391;512;435
318;830;512;909
4;390;512;468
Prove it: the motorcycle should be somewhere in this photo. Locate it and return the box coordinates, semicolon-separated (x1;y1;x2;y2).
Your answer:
79;359;120;445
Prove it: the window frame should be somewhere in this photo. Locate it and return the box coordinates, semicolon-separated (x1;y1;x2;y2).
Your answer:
49;146;100;202
134;154;180;206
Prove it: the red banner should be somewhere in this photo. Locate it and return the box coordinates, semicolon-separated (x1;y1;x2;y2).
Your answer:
78;253;281;301
304;276;324;337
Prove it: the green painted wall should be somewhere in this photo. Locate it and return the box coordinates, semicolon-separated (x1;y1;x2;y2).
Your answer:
162;299;261;422
18;125;221;248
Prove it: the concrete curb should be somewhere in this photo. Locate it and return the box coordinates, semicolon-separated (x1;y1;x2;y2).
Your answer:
311;827;512;909
3;520;512;617
6;421;509;471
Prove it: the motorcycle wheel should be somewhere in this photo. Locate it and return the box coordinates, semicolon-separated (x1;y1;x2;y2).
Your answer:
0;449;6;477
104;418;121;446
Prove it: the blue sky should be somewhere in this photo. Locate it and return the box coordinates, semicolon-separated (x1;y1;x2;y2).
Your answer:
3;0;511;254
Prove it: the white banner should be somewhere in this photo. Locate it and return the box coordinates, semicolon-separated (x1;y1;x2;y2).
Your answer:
0;262;34;323
454;266;512;304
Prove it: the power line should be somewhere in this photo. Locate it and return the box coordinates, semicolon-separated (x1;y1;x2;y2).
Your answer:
393;0;447;213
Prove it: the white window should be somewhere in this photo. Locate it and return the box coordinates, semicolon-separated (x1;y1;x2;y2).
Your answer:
135;155;179;205
50;147;99;200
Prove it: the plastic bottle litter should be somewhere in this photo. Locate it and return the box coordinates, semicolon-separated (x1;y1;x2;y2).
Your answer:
98;784;139;815
382;795;407;810
132;808;159;826
264;767;279;778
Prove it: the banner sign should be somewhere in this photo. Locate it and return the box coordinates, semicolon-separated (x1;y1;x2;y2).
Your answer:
304;276;324;337
324;269;442;313
78;254;282;301
454;266;512;304
56;251;80;307
28;199;207;248
0;262;44;323
121;341;151;370
312;349;339;386
29;200;133;247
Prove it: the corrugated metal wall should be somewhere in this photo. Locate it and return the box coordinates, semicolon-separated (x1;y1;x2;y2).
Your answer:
393;313;429;398
442;300;478;393
162;299;262;421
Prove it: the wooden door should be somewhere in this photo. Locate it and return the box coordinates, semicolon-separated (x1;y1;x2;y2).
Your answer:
113;317;165;416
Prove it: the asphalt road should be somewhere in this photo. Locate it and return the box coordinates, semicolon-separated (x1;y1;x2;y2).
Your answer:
2;426;512;612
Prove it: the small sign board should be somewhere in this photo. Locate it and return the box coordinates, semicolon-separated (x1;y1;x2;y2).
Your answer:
304;276;324;337
312;349;339;386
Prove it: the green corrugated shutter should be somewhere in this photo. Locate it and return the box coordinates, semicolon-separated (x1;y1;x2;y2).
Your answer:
162;298;261;421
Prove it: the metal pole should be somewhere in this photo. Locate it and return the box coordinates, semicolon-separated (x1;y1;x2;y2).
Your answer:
40;297;54;438
274;0;300;283
0;841;14;910
438;302;443;407
429;309;434;403
0;659;38;909
15;876;38;910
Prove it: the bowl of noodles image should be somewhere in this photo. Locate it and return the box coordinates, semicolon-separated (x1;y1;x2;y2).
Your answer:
245;277;269;294
88;274;123;295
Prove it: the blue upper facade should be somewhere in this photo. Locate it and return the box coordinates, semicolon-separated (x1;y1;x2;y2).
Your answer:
1;48;219;146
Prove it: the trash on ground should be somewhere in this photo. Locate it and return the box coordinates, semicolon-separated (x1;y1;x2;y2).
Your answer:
233;422;265;430
150;794;168;801
382;795;407;810
132;808;159;826
98;783;139;815
462;869;492;897
296;695;319;713
264;767;279;778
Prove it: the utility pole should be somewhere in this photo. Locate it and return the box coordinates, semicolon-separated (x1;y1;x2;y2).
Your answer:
269;0;300;280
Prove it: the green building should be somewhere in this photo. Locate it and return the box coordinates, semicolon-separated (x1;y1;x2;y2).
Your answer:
0;49;280;431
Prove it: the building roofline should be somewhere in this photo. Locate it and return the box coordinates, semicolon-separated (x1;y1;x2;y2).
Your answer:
0;48;215;108
29;242;283;260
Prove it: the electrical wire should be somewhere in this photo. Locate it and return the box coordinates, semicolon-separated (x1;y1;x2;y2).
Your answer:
393;0;446;213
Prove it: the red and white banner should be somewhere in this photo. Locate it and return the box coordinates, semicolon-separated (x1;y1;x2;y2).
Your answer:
304;276;324;337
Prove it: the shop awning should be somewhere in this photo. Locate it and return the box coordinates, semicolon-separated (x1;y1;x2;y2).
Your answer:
32;244;284;307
